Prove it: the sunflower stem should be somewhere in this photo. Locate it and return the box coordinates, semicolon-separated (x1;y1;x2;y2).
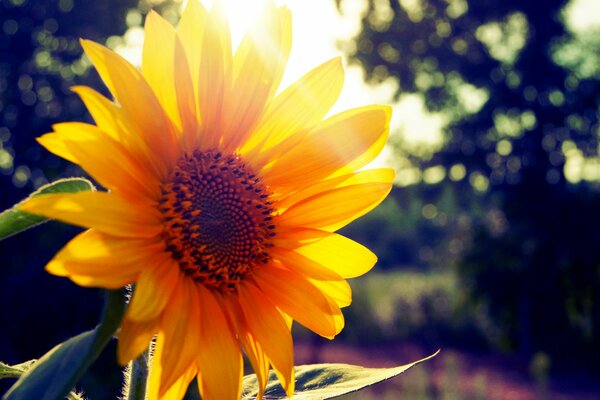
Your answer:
125;345;150;400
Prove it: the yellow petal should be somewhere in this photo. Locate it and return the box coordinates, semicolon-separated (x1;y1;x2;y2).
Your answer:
127;258;181;321
117;316;158;365
177;0;208;101
157;277;201;395
80;39;178;179
238;282;295;397
253;263;343;339
174;37;200;151
221;297;270;400
147;332;166;400
70;86;122;141
222;4;292;152
45;229;164;288
70;85;167;185
293;233;378;279
272;227;331;249
142;10;181;131
19;191;162;238
195;285;243;400
264;106;391;189
271;247;342;281
161;365;198;400
39;122;160;200
278;182;392;232
277;168;395;211
241;57;344;161
197;3;232;149
309;279;352;308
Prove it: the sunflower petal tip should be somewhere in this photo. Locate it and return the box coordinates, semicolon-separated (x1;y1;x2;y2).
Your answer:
79;38;93;50
44;260;68;277
116;342;132;367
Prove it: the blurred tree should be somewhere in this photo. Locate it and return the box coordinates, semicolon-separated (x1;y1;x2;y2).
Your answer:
343;0;600;367
0;0;144;207
0;0;144;396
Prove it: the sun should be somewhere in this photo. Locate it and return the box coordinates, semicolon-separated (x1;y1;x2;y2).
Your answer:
196;0;273;46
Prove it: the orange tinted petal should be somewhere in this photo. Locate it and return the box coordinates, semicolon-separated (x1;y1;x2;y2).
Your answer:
39;122;160;200
241;57;344;162
19;191;162;238
127;258;181;321
45;229;164;288
157;277;200;395
264;106;391;189
238;282;295;397
271;247;342;281
117;316;158;365
277;168;395;211
278;182;392;232
161;365;197;400
221;297;270;399
253;263;342;339
195;285;242;400
81;39;178;178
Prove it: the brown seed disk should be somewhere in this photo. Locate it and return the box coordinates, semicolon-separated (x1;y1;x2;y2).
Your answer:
158;149;275;293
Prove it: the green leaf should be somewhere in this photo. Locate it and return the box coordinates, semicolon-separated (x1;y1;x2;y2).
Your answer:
0;177;95;241
3;289;127;400
241;351;439;400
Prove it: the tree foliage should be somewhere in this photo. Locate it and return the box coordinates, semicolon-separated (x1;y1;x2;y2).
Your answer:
346;0;600;367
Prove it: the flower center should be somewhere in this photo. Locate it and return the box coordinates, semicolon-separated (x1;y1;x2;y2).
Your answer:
159;149;275;293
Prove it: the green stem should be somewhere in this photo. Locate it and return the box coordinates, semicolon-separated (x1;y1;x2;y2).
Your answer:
126;344;151;400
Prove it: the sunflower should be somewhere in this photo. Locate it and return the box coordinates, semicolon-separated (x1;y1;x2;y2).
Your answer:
20;0;393;399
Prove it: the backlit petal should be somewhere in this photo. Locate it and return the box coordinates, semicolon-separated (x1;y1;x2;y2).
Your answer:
39;122;160;200
70;86;122;141
142;11;181;131
19;191;162;238
253;263;343;339
177;0;208;100
161;365;198;400
279;182;392;232
157;277;200;395
309;279;352;308
45;229;164;288
196;285;242;400
221;297;270;399
81;39;178;178
127;258;181;321
241;57;344;163
223;4;291;152
117;316;158;365
294;233;378;279
277;168;395;211
238;282;295;397
264;106;391;189
197;3;232;148
271;247;342;281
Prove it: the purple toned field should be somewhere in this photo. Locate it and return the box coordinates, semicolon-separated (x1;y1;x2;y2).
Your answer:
294;341;600;400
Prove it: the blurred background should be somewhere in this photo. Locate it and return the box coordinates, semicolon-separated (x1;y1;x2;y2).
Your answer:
1;0;600;398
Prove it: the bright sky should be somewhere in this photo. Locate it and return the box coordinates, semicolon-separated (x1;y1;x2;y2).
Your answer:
202;0;401;119
115;0;600;182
